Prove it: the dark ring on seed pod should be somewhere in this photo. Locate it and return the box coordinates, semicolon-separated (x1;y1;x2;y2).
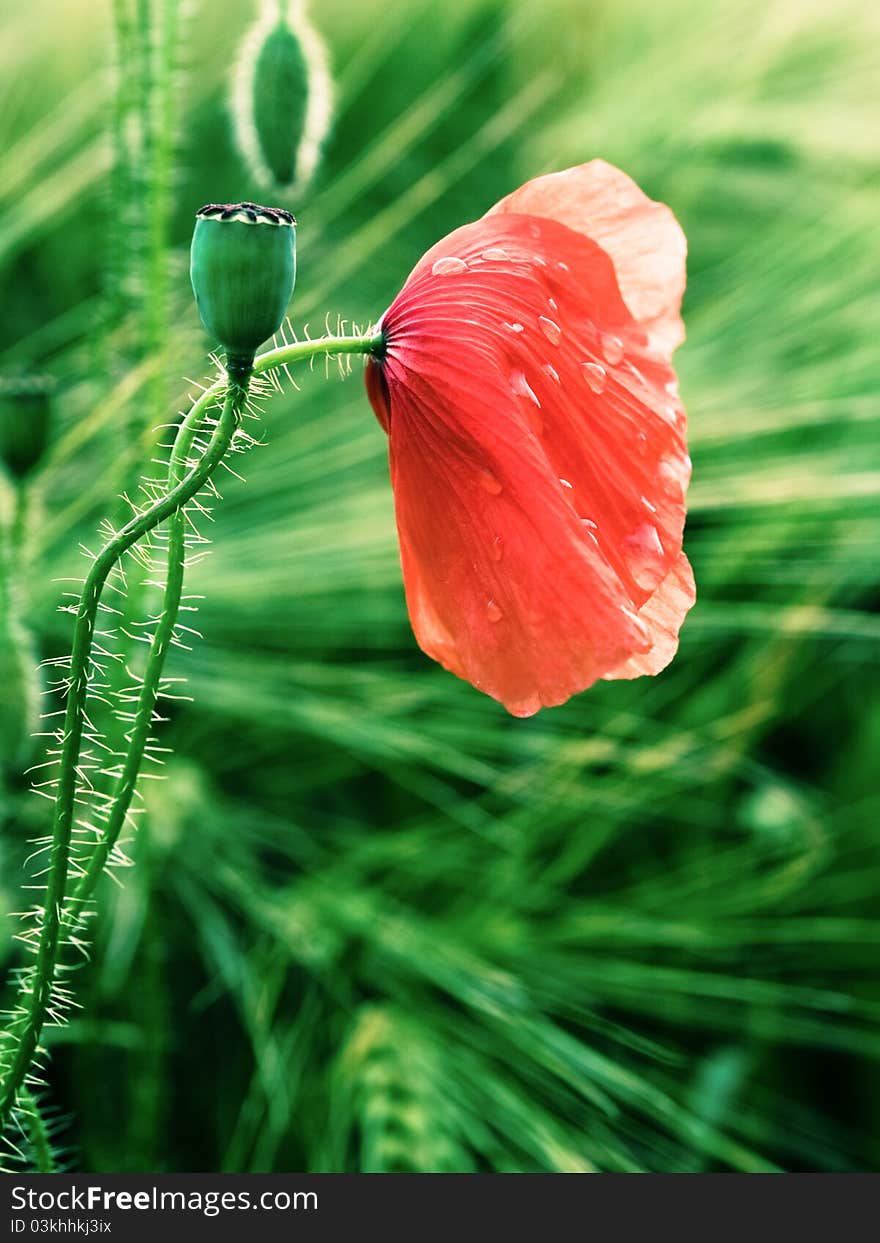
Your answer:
196;201;296;226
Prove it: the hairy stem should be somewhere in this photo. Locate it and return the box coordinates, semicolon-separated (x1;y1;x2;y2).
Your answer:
0;480;39;786
257;332;384;370
70;390;227;904
70;331;382;908
0;330;382;1133
19;1087;55;1173
0;377;245;1129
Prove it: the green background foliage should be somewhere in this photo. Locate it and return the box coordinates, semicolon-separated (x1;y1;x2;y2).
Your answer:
1;0;878;1171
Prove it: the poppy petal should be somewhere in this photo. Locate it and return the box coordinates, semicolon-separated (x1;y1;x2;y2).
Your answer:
603;552;696;680
383;369;652;715
486;159;687;355
398;214;691;606
364;350;391;433
366;204;692;715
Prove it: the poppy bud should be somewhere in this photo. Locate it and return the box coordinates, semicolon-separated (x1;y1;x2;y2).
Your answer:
189;201;296;366
0;374;55;480
232;0;333;194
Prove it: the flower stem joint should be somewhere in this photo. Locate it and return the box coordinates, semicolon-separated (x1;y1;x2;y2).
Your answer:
190;201;296;381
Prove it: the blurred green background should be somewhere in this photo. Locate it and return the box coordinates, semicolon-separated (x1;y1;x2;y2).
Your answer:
1;0;879;1172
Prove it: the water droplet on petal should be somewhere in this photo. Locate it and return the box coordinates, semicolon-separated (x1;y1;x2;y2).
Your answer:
432;256;467;276
621;605;650;643
658;455;691;496
621;523;666;591
636;523;664;556
509;369;543;434
542;363;560;383
510;368;541;408
581;517;599;545
659;403;679;427
503;321;525;333
482;247;510;261
490;535;504;562
557;260;570;271
547;296;558;311
624;362;650;390
486;599;503;623
538;316;562;345
600;333;625;365
559;477;573;490
582;362;607;393
480;470;503;495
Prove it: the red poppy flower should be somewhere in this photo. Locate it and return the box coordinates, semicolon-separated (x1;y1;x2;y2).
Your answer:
366;160;694;717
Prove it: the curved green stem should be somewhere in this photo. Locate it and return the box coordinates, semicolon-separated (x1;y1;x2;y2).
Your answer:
0;330;382;1133
256;332;384;371
0;377;245;1130
69;389;230;905
0;479;38;780
70;332;381;909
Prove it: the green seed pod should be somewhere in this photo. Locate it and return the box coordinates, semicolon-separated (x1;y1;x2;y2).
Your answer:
0;374;55;479
232;0;333;194
189;202;296;365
